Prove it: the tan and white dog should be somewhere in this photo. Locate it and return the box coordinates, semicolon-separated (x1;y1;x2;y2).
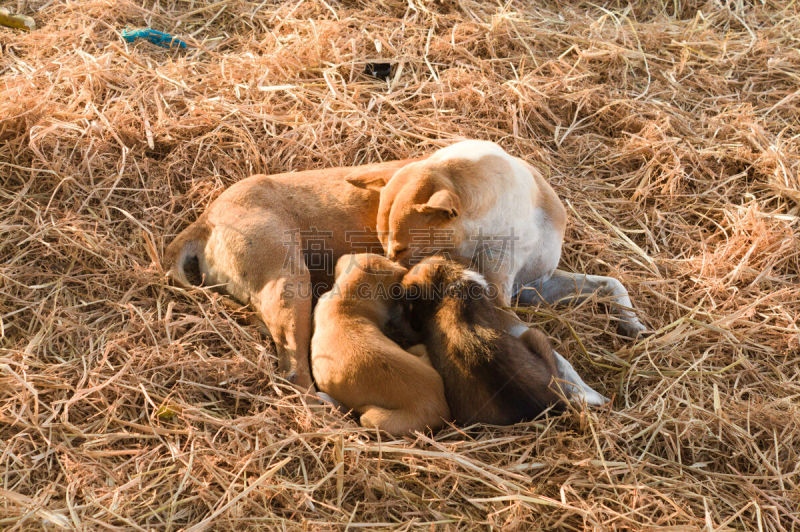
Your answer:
347;140;647;339
166;140;645;396
311;253;449;434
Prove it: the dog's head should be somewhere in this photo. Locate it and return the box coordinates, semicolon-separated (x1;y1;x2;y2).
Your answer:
347;161;463;266
402;256;488;309
401;256;496;349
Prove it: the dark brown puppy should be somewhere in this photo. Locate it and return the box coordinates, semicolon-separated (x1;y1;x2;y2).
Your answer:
402;256;564;425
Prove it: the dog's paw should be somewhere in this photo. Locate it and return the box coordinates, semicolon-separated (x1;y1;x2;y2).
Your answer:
617;319;650;340
573;387;610;407
285;370;314;391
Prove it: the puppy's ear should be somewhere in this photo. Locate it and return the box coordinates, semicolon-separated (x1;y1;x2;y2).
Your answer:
415;189;460;219
367;258;407;278
389;261;408;278
334;254;356;279
345;173;388;191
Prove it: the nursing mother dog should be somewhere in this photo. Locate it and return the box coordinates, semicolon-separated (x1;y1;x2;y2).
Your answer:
165;140;647;395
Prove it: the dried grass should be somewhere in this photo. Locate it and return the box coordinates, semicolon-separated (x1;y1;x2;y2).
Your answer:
2;0;799;529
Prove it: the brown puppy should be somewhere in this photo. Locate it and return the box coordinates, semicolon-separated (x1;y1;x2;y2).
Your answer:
311;253;450;435
401;256;564;425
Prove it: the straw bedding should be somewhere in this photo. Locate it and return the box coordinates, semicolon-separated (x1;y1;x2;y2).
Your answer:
2;0;799;529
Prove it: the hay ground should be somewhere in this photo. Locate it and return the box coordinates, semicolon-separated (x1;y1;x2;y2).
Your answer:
2;0;799;529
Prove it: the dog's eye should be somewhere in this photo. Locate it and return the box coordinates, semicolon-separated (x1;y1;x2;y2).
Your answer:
390;246;408;260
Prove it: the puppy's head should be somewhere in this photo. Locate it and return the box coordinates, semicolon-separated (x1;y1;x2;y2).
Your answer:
348;161;463;266
333;253;407;300
402;256;489;313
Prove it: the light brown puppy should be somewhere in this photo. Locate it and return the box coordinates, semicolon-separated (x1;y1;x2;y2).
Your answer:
165;159;422;388
311;253;449;434
401;256;565;425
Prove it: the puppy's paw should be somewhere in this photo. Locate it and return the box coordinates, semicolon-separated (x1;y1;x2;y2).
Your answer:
316;391;344;410
573;387;610;407
406;344;433;366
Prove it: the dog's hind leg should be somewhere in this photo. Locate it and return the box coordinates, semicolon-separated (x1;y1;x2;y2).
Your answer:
220;216;315;391
512;269;647;339
360;383;449;435
357;353;450;435
256;262;314;390
506;321;608;407
359;404;441;435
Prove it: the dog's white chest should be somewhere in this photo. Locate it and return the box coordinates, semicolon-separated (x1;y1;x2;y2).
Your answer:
445;142;562;287
459;201;551;279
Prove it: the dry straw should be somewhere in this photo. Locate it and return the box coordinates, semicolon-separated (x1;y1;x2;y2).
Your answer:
2;0;799;529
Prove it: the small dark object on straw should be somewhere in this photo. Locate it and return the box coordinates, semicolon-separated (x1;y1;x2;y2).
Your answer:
365;62;392;80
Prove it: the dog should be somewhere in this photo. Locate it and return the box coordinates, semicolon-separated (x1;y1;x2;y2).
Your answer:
346;140;647;338
165;158;421;388
311;253;449;434
166;140;645;392
401;256;570;425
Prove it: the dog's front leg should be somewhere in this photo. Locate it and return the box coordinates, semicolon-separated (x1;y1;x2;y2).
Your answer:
505;320;609;407
256;271;314;391
512;269;648;338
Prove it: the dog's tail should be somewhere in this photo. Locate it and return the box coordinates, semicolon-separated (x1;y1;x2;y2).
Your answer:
164;215;212;287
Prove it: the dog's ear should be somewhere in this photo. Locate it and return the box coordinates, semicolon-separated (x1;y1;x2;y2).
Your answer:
415;189;460;219
345;173;388;191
